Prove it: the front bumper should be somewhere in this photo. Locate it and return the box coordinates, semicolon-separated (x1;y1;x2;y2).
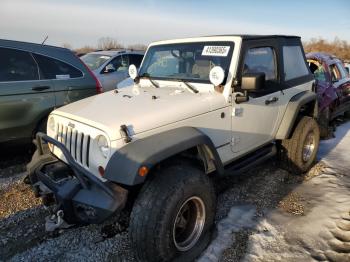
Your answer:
27;133;128;224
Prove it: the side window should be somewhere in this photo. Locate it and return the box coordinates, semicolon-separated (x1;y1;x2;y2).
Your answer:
243;47;277;81
118;55;129;71
283;46;309;81
308;61;327;82
104;55;129;73
336;63;348;79
329;64;342;82
33;54;83;79
129;54;143;67
0;47;39;82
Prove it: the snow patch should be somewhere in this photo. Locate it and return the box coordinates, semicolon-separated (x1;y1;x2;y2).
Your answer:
198;205;256;262
200;120;350;261
318;121;350;172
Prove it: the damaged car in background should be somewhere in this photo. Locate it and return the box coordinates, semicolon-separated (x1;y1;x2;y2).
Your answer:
307;52;350;137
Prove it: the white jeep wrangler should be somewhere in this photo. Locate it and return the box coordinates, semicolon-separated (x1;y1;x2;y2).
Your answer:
27;35;320;261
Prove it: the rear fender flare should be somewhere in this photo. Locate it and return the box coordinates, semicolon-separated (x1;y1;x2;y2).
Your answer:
276;91;318;139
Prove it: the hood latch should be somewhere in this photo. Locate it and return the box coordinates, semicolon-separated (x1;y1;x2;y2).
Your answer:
120;125;132;143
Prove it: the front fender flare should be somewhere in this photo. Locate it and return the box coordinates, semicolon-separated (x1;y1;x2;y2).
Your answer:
104;127;224;186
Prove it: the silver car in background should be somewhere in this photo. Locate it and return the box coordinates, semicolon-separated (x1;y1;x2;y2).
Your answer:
81;50;144;91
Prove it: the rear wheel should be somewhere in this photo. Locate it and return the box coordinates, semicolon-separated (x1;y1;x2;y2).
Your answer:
279;116;320;175
130;164;216;262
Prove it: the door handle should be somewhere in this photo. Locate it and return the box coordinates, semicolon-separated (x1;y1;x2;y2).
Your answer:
265;96;278;105
32;86;50;91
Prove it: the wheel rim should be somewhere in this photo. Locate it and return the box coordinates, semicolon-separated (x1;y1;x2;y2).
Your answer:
302;131;316;162
173;196;206;252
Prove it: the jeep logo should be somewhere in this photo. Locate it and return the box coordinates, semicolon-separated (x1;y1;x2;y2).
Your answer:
68;122;75;128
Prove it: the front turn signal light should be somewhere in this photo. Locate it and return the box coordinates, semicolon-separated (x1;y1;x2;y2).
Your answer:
138;166;149;177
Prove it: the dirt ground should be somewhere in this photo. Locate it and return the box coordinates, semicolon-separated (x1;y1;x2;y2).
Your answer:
0;119;349;262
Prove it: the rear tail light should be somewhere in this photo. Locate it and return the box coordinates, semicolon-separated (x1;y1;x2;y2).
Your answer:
98;166;105;177
78;56;103;94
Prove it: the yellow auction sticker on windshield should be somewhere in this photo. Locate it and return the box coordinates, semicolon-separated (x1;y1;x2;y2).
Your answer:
202;46;230;57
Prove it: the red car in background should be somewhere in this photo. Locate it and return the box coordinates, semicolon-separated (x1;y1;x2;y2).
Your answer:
307;52;350;137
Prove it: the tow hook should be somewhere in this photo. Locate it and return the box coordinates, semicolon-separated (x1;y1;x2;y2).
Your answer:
45;210;72;232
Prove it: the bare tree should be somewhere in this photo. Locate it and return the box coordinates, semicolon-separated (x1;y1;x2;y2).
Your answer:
127;43;148;51
303;37;350;61
62;42;72;50
97;37;124;50
74;45;96;56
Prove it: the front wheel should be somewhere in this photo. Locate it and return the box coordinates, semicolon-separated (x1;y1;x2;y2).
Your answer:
130;164;216;262
279;116;320;175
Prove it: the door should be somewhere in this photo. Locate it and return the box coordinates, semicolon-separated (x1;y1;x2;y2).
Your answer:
231;46;282;154
99;55;129;90
0;47;55;142
32;53;93;107
329;62;350;105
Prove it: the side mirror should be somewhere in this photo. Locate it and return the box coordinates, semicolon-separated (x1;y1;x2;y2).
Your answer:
241;73;265;91
128;64;138;80
104;64;116;73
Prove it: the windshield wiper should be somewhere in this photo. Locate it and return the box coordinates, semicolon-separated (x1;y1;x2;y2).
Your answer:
174;79;199;94
139;73;159;88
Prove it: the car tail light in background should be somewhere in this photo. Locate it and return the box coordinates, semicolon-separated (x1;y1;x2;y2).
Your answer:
78;56;103;94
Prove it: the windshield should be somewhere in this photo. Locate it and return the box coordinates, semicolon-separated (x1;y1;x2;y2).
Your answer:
81;54;111;70
139;41;234;83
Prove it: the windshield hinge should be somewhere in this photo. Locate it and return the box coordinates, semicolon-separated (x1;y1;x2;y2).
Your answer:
120;125;132;143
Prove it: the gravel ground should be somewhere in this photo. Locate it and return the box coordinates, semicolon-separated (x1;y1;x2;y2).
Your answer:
0;144;32;179
0;160;324;262
0;118;348;262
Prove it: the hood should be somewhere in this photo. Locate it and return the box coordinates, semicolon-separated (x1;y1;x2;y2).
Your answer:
52;83;214;141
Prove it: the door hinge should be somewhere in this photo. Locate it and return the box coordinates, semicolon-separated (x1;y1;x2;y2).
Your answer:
232;107;243;117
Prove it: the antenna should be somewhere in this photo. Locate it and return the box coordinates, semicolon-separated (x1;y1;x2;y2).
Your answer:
41;35;48;45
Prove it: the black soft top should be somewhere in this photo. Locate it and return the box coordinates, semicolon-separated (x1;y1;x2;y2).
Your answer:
209;34;300;40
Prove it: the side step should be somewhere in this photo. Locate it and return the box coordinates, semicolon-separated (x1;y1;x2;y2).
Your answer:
224;144;277;176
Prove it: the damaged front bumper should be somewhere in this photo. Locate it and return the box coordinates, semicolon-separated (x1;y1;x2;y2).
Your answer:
26;133;128;224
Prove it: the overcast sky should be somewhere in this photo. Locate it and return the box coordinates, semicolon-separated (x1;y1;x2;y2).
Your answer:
1;0;349;48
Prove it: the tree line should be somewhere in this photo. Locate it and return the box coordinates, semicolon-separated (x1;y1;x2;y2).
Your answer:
63;36;350;61
303;37;350;61
62;37;148;56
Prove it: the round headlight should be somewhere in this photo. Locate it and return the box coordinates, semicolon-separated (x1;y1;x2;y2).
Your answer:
48;117;56;133
97;135;109;158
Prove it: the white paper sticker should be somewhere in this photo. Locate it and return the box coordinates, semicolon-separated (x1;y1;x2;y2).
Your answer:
56;74;70;79
202;46;230;57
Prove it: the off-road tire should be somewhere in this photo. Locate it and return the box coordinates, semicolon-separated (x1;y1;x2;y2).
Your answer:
130;164;216;262
279;116;320;175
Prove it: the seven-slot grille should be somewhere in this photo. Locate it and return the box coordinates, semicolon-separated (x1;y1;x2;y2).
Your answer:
55;123;91;167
